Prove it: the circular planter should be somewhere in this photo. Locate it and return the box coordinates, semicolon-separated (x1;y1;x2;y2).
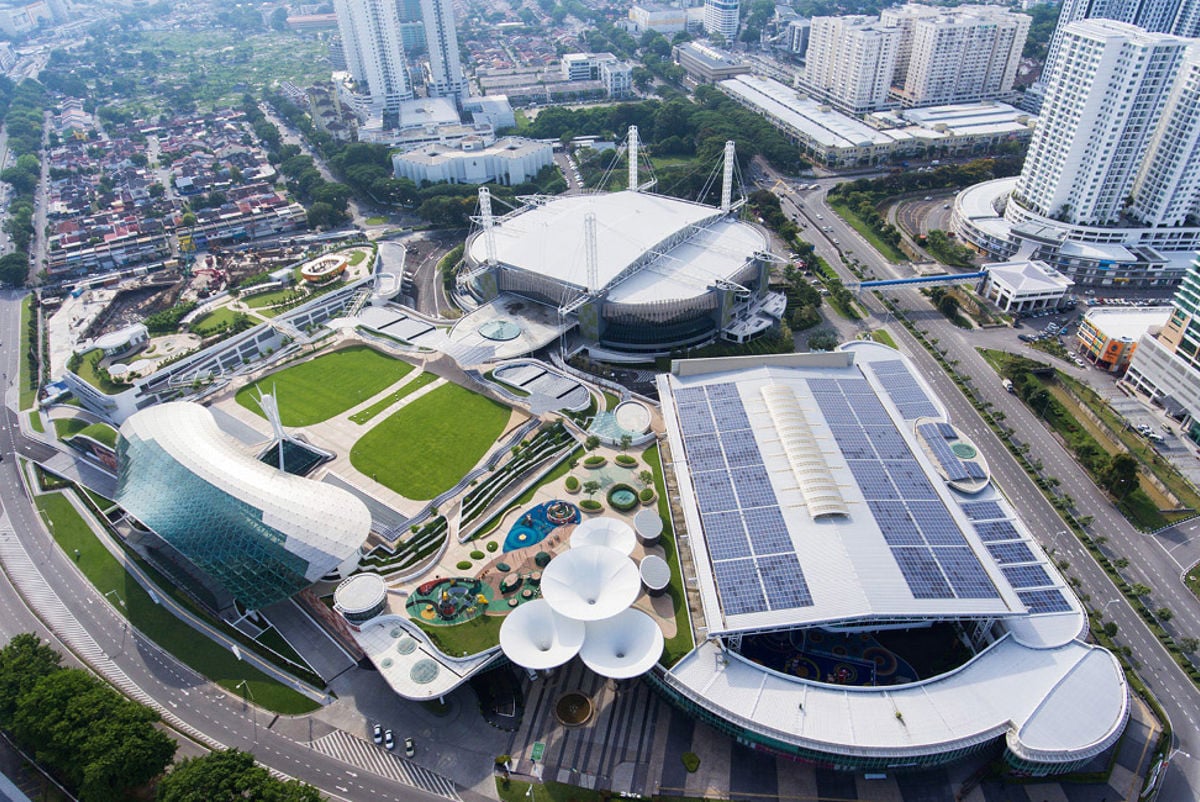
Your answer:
470;550;485;560
564;475;581;494
614;455;638;468
639;488;656;505
583;456;607;469
486;541;498;553
456;560;472;570
607;483;640;512
579;499;604;513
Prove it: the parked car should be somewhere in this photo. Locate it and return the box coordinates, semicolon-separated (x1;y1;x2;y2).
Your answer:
384;729;395;751
372;724;383;745
404;737;416;758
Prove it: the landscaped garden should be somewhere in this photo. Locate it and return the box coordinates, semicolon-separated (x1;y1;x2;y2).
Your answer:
350;382;512;499
235;345;414;427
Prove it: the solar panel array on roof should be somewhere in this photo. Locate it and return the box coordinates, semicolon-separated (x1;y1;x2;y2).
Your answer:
678;382;813;617
962;501;1005;520
919;423;971;481
811;377;999;601
872;362;940;419
966;507;1072;614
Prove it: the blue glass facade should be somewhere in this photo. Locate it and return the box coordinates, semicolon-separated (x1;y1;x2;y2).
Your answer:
116;432;316;610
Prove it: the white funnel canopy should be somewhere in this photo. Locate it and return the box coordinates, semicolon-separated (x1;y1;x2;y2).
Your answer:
570;517;636;556
498;599;585;670
541;545;640;621
579;608;664;679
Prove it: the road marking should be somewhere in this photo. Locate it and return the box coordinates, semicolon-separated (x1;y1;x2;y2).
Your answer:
307;731;461;801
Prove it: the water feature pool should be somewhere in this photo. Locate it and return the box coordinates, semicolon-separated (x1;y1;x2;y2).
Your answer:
503;500;580;552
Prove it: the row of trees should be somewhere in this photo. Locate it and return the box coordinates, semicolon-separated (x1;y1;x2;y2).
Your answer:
0;78;48;286
0;634;323;800
829;155;1024;203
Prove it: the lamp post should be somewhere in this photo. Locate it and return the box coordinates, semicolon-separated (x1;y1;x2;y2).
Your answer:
236;680;257;745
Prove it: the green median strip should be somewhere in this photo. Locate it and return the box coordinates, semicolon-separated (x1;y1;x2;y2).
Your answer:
34;491;320;714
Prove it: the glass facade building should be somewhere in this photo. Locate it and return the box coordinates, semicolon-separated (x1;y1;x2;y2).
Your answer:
116;402;370;610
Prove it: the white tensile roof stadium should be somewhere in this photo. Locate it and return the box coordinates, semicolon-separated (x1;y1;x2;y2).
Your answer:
466;189;767;305
655;344;1128;770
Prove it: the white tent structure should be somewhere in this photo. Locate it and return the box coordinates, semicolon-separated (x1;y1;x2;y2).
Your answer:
541;545;641;621
498;599;586;670
570;516;637;556
580;608;665;679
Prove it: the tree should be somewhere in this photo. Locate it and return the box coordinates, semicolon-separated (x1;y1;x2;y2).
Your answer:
1130;583;1152;598
1100;453;1140;499
807;328;838;352
0;634;62;727
585;434;600;451
270;6;290;31
1156;607;1173;622
12;669;175;800
1180;637;1199;654
1102;621;1118;638
583;480;601;499
0;252;28;287
619;434;632;453
638;469;654;489
157;749;322;802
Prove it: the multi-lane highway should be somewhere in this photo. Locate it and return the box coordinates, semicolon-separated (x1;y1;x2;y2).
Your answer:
757;160;1200;799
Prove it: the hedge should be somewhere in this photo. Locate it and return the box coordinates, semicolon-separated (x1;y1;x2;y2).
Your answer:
583;455;607;468
470;550;485;560
486;541;498;552
456;560;472;570
579;499;603;511
564;475;580;492
639;487;655;503
615;454;637;467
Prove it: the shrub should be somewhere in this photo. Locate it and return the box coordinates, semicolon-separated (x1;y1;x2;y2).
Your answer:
456;560;472;570
470;550;485;560
639;487;655;503
583;455;607;468
486;541;498;553
615;454;637;467
579;499;603;511
564;475;580;492
682;752;700;773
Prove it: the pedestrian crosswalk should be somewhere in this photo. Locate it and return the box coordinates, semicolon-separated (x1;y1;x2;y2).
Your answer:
308;730;462;801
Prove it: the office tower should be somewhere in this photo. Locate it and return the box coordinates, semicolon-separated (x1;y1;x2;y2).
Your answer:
800;16;901;114
703;0;739;42
333;0;413;113
883;5;1030;106
1011;20;1191;227
420;0;468;106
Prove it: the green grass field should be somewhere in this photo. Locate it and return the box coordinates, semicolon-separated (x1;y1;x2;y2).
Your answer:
828;200;908;263
644;445;695;667
35;492;318;714
54;418;118;448
244;287;305;309
350;383;511;500
236;346;414;427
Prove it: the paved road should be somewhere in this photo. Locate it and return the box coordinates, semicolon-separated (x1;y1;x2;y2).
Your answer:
0;292;475;802
756;161;1200;800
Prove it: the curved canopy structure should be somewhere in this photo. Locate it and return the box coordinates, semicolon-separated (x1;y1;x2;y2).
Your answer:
116;401;369;610
634;508;663;541
541;545;641;621
499;598;586;670
579;608;665;679
570;517;637;556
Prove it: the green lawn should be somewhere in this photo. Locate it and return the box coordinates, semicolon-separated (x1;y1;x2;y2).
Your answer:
413;615;503;657
190;306;240;334
71;350;128;395
244;287;305;309
347;249;370;266
828;200;908;263
34;492;319;714
643;445;695;667
350;382;511;500
236;346;414;427
870;329;898;349
53;418;88;440
349;372;440;425
76;423;119;449
28;410;44;433
18;295;36;410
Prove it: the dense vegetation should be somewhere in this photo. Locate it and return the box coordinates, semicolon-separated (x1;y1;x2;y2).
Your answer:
0;79;49;285
0;634;175;801
157;748;321;801
518;86;807;175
